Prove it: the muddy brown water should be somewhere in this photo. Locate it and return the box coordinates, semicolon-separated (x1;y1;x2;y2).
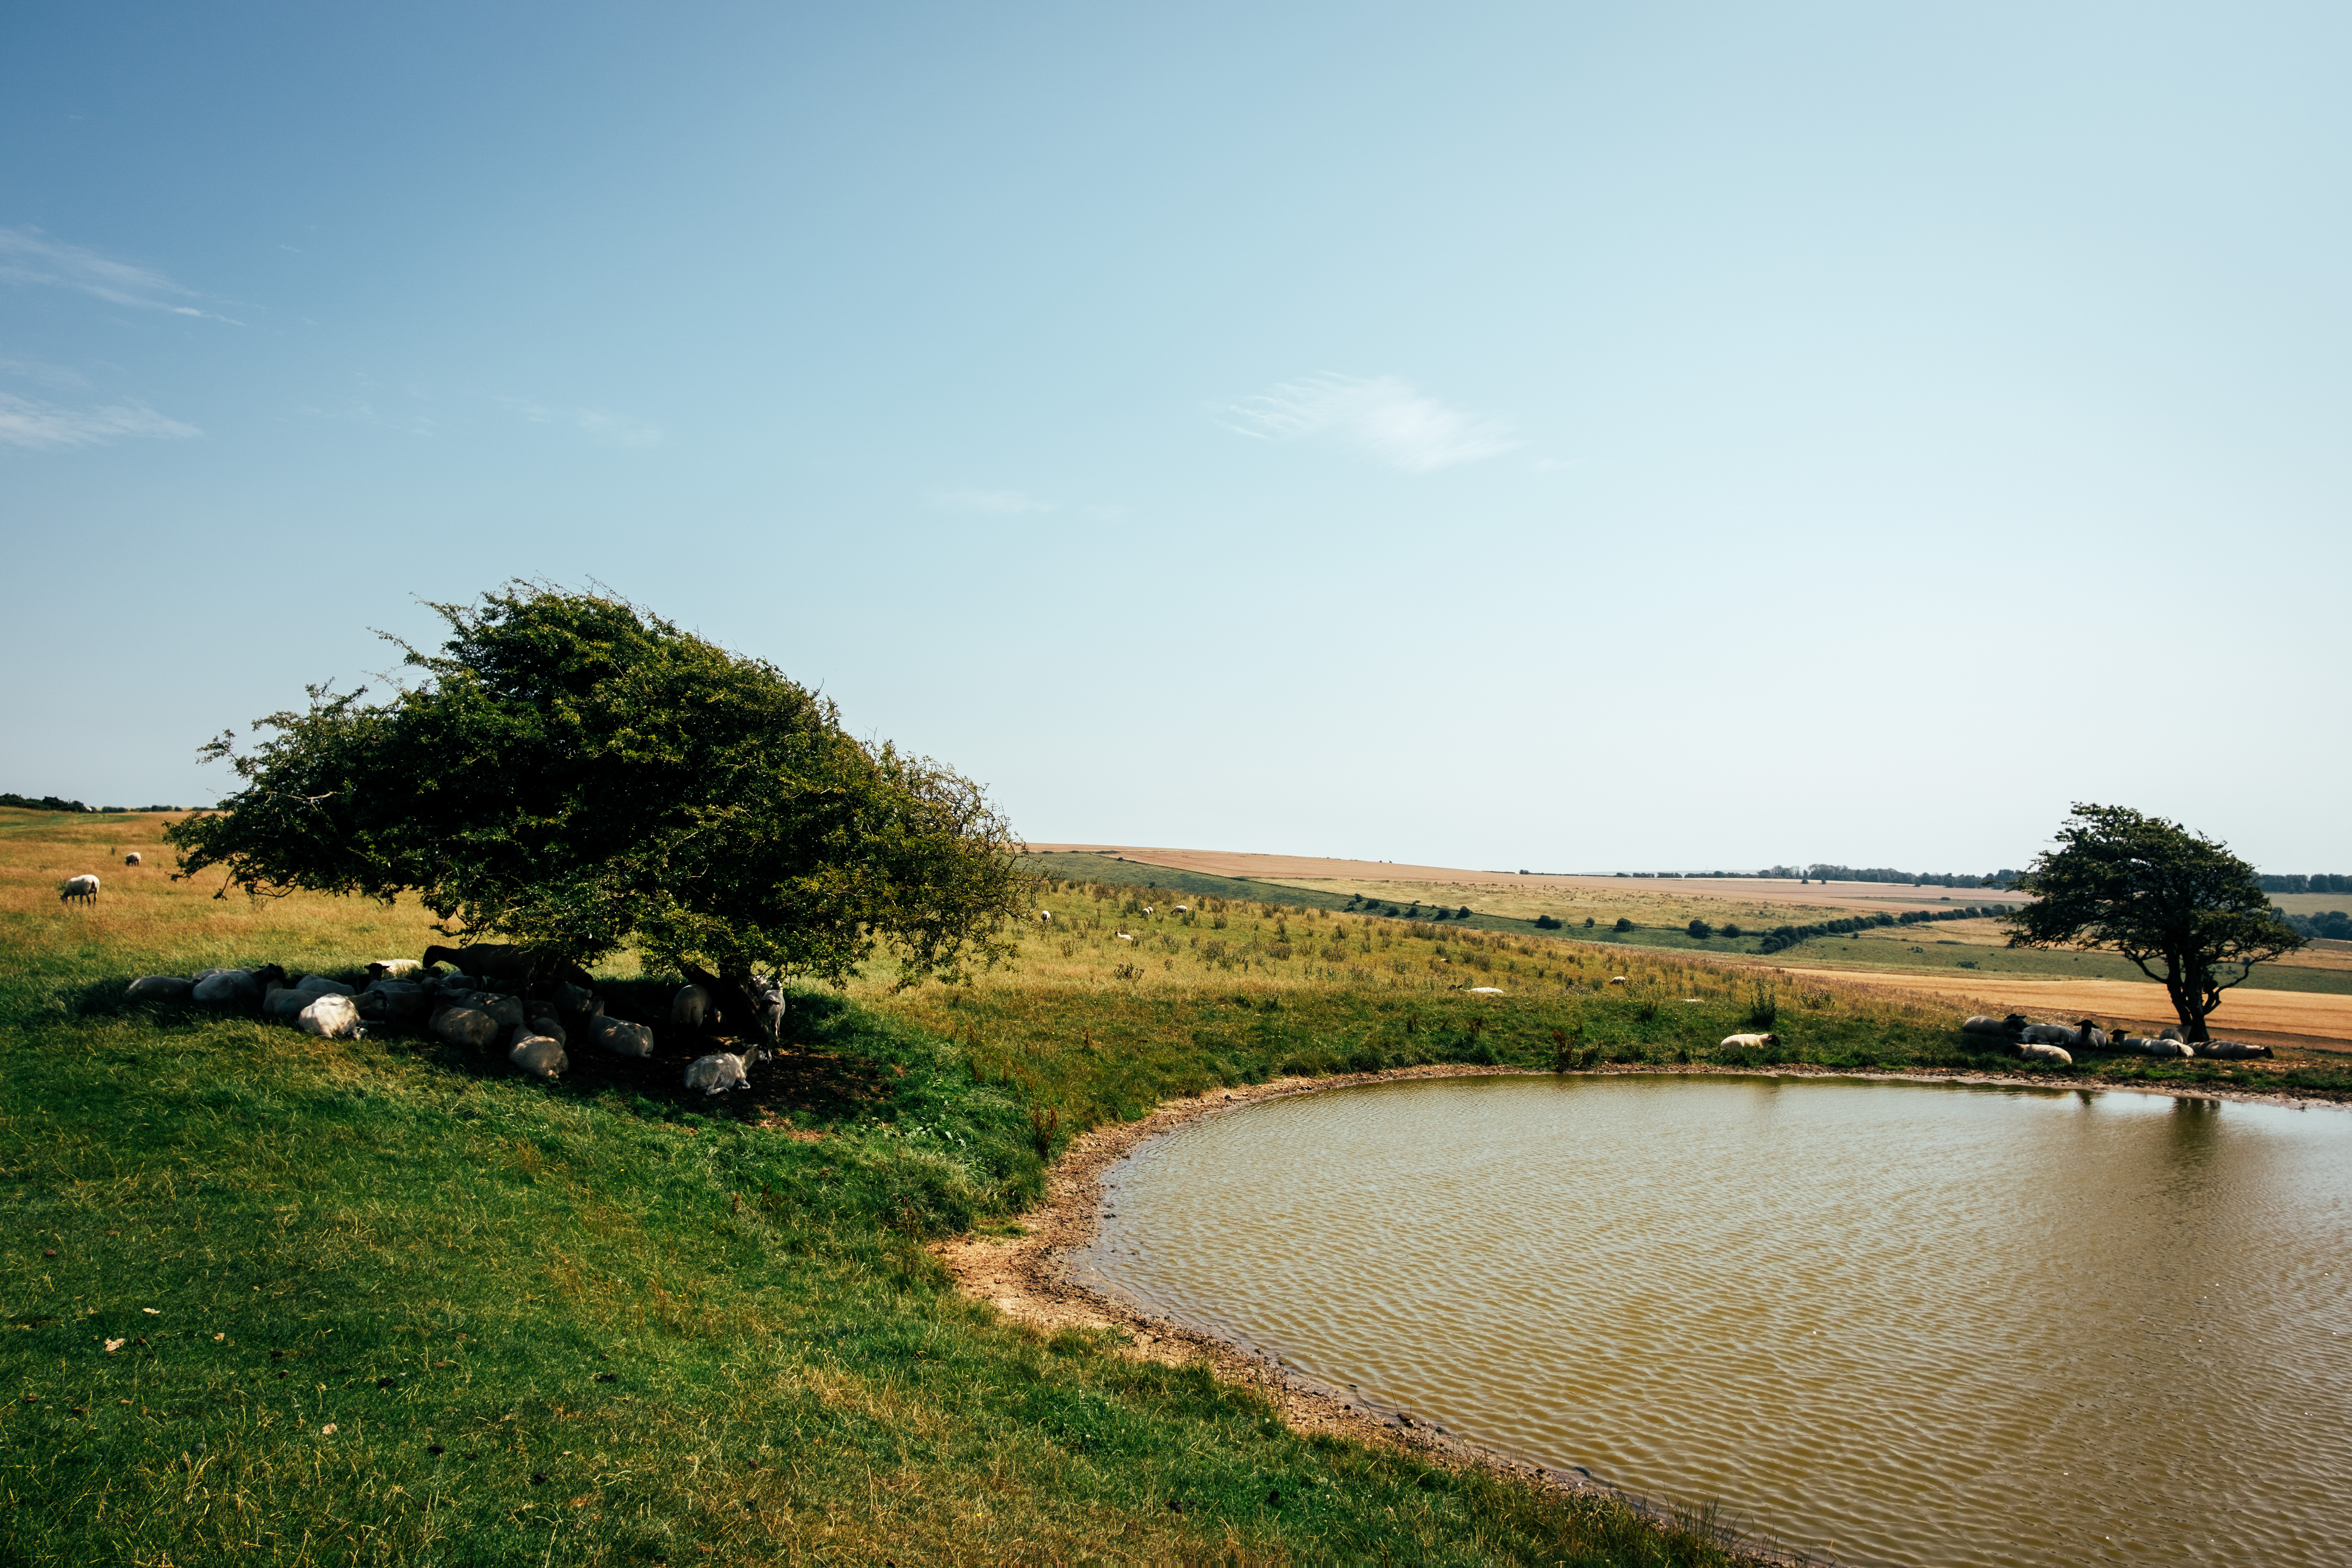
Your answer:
1073;1074;2352;1568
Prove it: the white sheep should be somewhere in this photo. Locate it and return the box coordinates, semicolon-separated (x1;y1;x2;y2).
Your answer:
672;983;712;1030
684;1051;750;1094
1172;905;1190;914
2195;1039;2274;1060
1608;975;1629;986
1115;931;1135;942
1720;1032;1781;1049
1466;985;1505;995
366;958;423;980
1038;910;1054;925
2019;1023;2077;1047
123;852;142;866
59;874;100;906
2017;1041;2073;1066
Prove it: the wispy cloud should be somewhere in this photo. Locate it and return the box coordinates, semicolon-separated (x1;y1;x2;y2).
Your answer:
930;488;1055;515
0;391;199;450
495;397;663;448
0;226;243;323
1218;373;1521;473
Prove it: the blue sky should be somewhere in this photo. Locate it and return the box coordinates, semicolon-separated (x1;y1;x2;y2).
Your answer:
5;2;2345;873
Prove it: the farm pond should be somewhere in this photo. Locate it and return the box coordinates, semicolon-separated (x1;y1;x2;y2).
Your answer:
1073;1074;2352;1568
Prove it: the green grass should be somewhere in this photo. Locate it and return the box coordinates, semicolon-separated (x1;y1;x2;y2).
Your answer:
2;820;1770;1566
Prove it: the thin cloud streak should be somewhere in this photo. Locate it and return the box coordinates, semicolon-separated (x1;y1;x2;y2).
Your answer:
496;396;663;448
0;392;199;449
931;488;1055;514
1220;373;1522;472
0;226;243;323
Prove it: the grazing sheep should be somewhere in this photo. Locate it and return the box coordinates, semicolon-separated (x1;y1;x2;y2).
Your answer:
1720;1033;1781;1050
123;852;141;866
672;984;712;1030
297;994;363;1040
684;1052;750;1094
1172;905;1190;914
2017;1041;2073;1066
2195;1039;2274;1060
1140;905;1153;915
125;976;194;1004
59;874;100;906
1037;910;1053;925
1465;985;1506;996
1115;932;1135;942
590;1016;656;1058
1608;975;1629;986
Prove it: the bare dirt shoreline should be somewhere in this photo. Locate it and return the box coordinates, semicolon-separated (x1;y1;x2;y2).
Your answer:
936;1062;2347;1566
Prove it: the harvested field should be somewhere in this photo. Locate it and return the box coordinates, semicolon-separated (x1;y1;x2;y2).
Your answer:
1030;844;2003;915
1778;967;2352;1048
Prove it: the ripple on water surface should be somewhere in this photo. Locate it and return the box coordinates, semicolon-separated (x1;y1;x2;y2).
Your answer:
1076;1074;2352;1568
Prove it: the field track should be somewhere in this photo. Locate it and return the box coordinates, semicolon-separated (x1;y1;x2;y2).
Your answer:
1030;844;1988;914
1779;967;2352;1048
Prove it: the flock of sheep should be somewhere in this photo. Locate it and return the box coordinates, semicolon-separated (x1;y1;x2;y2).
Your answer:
119;941;785;1096
1961;1012;2273;1065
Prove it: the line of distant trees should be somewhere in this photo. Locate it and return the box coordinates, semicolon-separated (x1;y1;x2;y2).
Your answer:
1752;904;2014;955
2259;874;2352;894
1604;866;2026;887
0;792;185;813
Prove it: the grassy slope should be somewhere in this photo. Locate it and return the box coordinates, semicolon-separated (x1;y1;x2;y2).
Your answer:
1025;854;2352;998
4;814;1760;1567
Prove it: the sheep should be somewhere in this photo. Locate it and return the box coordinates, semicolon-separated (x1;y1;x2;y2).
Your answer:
123;852;142;866
509;1034;569;1079
528;1014;567;1048
1608;975;1629;986
1115;931;1135;942
1961;1015;2021;1038
432;1006;502;1050
1140;905;1153;915
366;958;423;981
747;975;787;1049
192;965;285;1006
684;1051;751;1094
125;976;194;1003
1172;905;1190;914
2017;1041;2073;1066
1721;1033;1782;1050
1037;910;1054;925
2019;1023;2077;1047
1466;985;1506;995
295;973;355;997
589;1016;656;1058
672;984;713;1031
296;993;363;1040
59;874;100;906
357;984;432;1026
2195;1039;2274;1060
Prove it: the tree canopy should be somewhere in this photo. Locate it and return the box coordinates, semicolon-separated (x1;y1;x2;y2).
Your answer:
2006;803;2303;1041
166;586;1032;991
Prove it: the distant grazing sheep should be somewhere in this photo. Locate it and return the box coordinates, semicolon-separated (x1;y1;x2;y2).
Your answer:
1466;985;1505;996
1608;975;1629;986
123;852;141;866
1720;1033;1781;1050
1037;910;1053;925
59;874;100;906
1172;905;1190;914
1115;931;1135;942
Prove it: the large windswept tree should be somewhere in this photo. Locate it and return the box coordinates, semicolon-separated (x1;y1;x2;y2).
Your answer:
166;586;1033;1010
2006;803;2303;1042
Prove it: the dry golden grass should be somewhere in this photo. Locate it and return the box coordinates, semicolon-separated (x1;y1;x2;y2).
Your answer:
1259;875;1867;931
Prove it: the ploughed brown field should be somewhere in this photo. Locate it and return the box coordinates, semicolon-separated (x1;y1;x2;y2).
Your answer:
1030;844;1991;914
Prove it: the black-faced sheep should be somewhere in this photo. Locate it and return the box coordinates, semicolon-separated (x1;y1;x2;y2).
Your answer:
59;875;99;906
123;852;141;866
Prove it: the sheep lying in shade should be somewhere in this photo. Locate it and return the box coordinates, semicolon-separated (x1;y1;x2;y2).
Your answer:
590;1016;656;1058
1962;1014;2028;1039
684;1051;751;1094
297;993;362;1040
126;975;195;1003
2018;1023;2078;1047
2119;1036;2196;1059
509;1034;569;1079
1720;1033;1781;1050
672;984;712;1030
59;875;100;906
2017;1041;2073;1066
366;958;423;981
